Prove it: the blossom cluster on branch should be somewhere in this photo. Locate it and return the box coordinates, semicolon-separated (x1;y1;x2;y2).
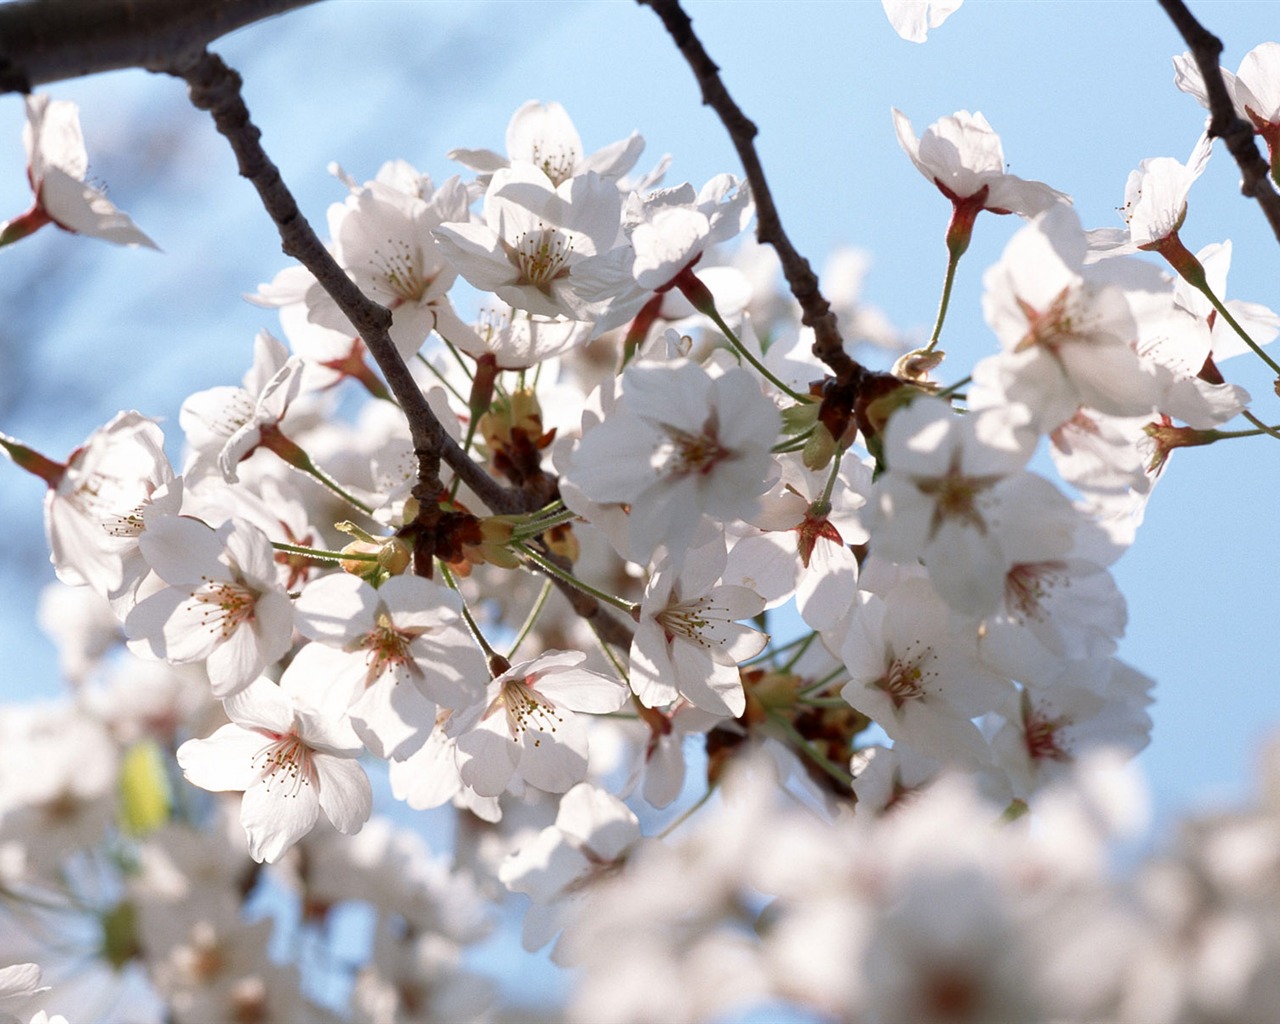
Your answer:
0;1;1278;1021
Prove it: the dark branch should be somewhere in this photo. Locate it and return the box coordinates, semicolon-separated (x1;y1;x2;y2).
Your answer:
637;0;868;389
1158;0;1280;244
0;0;318;94
162;49;525;554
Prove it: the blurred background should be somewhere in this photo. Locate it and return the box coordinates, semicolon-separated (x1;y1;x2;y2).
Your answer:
0;0;1277;1006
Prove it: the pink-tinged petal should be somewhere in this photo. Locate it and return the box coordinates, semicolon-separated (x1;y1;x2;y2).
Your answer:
629;620;680;709
123;586;186;658
205;620;270;699
176;724;267;792
139;515;230;585
180;385;251;452
39;166;158;248
222;519;280;589
295;572;375;642
499;825;591;903
314;755;371;835
374;574;464;632
515;714;589;794
674;647;745;718
555;782;641;859
0;962;44;999
348;676;436;761
223;677;297;734
925;518;1008;617
240;772;319;863
532;667;629;714
457;716;520;797
387;731;462;810
250;588;296;663
413;633;488;709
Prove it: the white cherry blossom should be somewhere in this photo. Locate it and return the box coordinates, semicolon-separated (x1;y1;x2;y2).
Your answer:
447;650;628;797
881;0;963;43
892;108;1068;220
293;572;486;760
1;94;157;248
564;359;780;564
126;516;293;699
176;674;371;864
449;100;645;187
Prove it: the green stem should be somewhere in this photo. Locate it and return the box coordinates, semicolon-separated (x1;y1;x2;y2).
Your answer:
437;562;501;663
1192;272;1280;378
513;541;639;616
657;785;717;839
589;618;632;684
1240;410;1280;441
511;504;578;541
925;247;961;354
506;578;554;659
703;303;808;402
933;374;972;400
271;540;378;563
764;707;853;788
772;425;816;453
416;352;469;406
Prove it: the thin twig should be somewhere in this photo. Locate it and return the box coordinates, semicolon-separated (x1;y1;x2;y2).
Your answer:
0;0;317;94
636;0;868;389
162;49;525;550
1158;0;1280;244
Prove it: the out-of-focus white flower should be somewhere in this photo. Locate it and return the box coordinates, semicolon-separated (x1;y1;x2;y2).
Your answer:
176;674;371;864
881;0;963;43
450;100;645;188
0;94;157;249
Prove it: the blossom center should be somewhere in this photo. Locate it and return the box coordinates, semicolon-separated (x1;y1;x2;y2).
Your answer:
194;576;258;640
874;643;936;709
369;236;428;304
529;141;579;187
1004;561;1067;622
664;420;730;478
1023;706;1070;763
510;224;573;288
916;453;1000;535
498;679;563;743
356;612;419;687
656;598;721;648
1014;286;1077;354
252;732;314;797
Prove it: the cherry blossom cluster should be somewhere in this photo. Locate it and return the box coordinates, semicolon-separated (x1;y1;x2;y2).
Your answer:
1;2;1279;1019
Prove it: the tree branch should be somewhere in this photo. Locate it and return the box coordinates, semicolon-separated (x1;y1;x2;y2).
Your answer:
1158;0;1280;245
637;0;868;389
163;48;524;581
0;0;318;94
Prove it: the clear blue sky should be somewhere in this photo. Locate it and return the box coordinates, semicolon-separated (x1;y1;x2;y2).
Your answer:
0;0;1276;853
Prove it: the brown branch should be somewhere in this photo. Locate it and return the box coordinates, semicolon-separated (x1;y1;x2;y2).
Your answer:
0;0;318;94
1158;0;1280;245
162;49;525;581
637;0;868;389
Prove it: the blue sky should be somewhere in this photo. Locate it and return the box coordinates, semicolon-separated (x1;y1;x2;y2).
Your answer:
1;0;1277;847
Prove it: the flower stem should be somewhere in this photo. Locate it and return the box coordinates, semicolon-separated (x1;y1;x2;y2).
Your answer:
513;541;639;617
657;784;717;839
1240;410;1280;441
506;578;554;659
675;268;807;401
271;540;377;563
437;561;502;664
925;246;961;354
765;707;853;788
